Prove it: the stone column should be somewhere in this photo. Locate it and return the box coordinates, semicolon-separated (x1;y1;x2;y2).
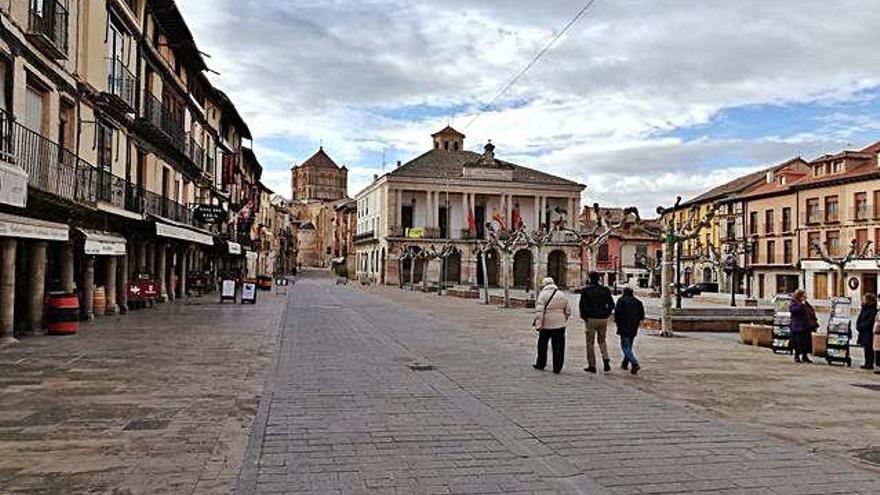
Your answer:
0;238;18;343
157;242;168;302
533;196;540;231
138;241;148;274
27;241;48;334
146;242;156;277
117;252;128;314
178;248;188;298
461;193;468;236
82;256;95;321
425;190;432;229
395;189;402;228
104;256;118;315
60;242;75;293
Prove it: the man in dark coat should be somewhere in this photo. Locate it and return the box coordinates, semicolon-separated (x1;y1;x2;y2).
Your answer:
579;271;615;373
614;288;645;375
856;293;877;369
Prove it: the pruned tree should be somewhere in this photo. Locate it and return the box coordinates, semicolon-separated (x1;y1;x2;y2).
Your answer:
636;254;662;291
579;204;639;272
634;197;718;337
812;238;872;297
487;225;531;307
425;241;457;295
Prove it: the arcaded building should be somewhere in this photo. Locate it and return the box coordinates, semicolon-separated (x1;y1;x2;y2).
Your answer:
291;147;348;202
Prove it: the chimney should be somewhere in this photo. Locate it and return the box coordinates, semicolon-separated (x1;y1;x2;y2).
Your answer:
373;174;379;181
396;160;402;168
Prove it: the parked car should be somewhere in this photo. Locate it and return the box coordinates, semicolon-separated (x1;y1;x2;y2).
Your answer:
680;282;719;298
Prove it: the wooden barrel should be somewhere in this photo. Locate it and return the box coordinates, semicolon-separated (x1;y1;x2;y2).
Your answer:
93;287;106;316
47;293;80;335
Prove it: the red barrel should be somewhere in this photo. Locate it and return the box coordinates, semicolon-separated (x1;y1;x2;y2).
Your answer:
47;293;80;335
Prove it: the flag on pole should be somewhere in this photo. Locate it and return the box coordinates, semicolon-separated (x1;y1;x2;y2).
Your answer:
467;206;477;234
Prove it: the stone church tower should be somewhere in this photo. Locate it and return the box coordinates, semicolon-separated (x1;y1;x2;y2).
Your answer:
291;147;348;201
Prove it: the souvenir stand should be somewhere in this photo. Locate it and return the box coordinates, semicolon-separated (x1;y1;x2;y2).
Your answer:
771;294;793;354
825;296;853;367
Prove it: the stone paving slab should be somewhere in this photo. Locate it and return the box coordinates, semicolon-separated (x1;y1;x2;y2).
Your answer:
238;277;880;494
0;290;286;494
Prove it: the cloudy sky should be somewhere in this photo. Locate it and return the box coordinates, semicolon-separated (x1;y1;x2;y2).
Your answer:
179;0;880;214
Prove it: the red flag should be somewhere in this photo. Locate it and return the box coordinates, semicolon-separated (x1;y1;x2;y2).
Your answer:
467;206;477;234
511;206;522;230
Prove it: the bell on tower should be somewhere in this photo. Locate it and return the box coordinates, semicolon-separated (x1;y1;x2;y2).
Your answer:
431;126;465;152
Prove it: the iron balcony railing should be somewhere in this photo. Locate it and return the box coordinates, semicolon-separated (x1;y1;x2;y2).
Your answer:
0;109;97;205
28;0;69;57
143;91;186;150
187;135;205;170
96;172;126;209
108;57;137;109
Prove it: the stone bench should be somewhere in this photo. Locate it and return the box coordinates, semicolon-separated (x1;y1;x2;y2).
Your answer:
740;324;773;347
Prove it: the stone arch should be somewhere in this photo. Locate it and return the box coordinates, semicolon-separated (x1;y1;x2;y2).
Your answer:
702;266;713;283
513;249;533;290
547;250;568;288
476;249;499;287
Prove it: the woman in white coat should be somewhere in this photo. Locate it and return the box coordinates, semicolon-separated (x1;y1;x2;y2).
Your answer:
533;277;572;374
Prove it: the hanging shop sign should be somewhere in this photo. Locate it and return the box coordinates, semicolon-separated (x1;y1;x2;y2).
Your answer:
155;220;214;246
194;204;228;224
78;229;127;256
0;212;68;241
228;242;242;255
406;227;425;239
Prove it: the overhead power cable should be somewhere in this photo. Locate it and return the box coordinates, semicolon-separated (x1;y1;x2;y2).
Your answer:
463;0;600;131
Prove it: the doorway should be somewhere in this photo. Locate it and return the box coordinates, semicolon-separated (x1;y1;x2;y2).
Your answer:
814;272;828;300
513;249;533;289
863;273;878;298
476;249;499;287
547;250;567;288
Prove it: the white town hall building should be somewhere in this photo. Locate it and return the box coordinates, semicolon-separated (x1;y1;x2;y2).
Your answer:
353;127;585;289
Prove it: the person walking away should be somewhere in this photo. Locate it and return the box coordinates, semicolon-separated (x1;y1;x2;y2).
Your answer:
856;293;877;370
533;277;571;374
614;287;645;374
580;271;615;373
873;305;880;375
789;290;814;363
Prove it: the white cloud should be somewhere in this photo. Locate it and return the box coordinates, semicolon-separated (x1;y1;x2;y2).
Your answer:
178;0;880;206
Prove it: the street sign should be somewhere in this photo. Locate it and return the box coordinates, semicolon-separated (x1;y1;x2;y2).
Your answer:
194;204;228;224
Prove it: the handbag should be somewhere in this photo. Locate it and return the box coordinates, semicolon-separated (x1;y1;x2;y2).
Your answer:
533;289;558;330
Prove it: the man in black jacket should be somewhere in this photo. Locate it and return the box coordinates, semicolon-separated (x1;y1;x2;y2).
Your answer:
614;287;645;375
579;271;615;373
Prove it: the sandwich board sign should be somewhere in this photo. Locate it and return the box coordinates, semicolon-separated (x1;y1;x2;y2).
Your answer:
241;281;257;304
221;279;236;303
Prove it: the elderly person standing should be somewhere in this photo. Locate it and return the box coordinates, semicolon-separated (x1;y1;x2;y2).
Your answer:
533;277;572;374
856;293;877;370
789;289;816;363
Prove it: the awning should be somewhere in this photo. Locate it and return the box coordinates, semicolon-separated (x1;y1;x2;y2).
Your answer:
0;212;68;241
151;215;214;246
78;229;127;256
228;242;242;255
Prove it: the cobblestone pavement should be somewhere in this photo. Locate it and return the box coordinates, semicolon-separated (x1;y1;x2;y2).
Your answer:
361;285;880;467
238;277;880;495
0;289;286;494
